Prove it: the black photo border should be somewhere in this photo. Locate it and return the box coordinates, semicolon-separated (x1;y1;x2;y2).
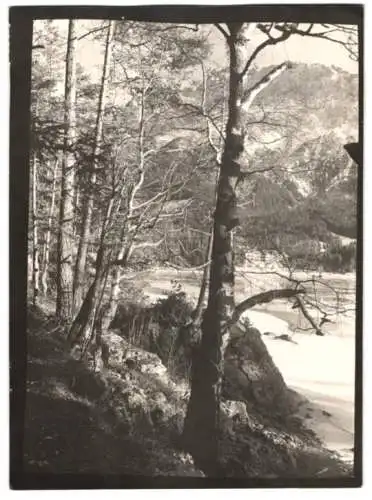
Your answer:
9;3;364;490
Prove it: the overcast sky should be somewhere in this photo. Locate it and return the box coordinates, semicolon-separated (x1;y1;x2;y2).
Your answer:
208;23;358;74
233;32;357;73
35;20;358;86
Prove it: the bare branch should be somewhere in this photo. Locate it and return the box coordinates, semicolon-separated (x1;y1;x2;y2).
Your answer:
241;62;291;112
154;24;199;33
198;60;224;163
115;238;165;265
275;23;358;61
294;296;325;336
232;288;305;323
240;27;292;79
256;22;275;39
77;23;110;41
214;23;230;40
179;101;225;144
132;190;168;211
239;164;278;179
166;260;212;271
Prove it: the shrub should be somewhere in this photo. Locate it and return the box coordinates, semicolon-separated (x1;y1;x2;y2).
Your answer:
145;291;195;380
320;241;356;273
152;290;194;329
111;290;195;381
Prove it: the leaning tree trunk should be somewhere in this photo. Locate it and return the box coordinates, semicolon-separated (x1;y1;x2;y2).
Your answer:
68;195;116;353
41;157;58;296
68;241;110;354
183;24;247;475
73;20;115;315
56;20;77;321
31;151;40;306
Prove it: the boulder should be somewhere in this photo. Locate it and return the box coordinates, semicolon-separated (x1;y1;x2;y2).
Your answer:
99;331;188;432
223;325;296;416
100;331;168;380
221;400;249;423
220;399;252;436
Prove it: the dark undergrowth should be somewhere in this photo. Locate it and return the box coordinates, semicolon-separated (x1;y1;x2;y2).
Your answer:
24;305;199;477
22;301;353;479
110;291;195;380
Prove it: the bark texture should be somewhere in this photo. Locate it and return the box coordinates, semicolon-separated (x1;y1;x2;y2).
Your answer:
183;23;247;475
73;21;115;314
193;230;214;325
31;151;40;306
183;24;292;475
68;198;115;353
56;20;77;321
41;158;58;295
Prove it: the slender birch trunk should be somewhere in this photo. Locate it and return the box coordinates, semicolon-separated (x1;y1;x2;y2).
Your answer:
41;157;58;295
99;82;147;332
56;19;77;321
99;236;128;332
73;21;115;315
31;151;40;306
72;182;79;239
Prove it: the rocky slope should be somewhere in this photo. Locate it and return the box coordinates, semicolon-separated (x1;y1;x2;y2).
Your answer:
22;303;353;480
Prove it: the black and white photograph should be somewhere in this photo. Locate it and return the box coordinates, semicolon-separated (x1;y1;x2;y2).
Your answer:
9;4;363;489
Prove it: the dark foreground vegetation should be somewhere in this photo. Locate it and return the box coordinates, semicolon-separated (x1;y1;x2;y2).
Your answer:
24;298;352;479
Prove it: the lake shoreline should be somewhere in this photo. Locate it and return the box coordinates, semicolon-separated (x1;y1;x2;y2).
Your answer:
131;266;356;467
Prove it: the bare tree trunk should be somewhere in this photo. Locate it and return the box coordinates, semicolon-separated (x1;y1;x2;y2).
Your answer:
68;242;110;353
193;165;221;326
183;24;246;474
41;157;58;295
31;151;39;306
73;20;115;315
183;24;290;475
56;20;77;321
72;181;79;239
193;229;213;325
68;196;116;352
99;253;126;332
99;80;148;332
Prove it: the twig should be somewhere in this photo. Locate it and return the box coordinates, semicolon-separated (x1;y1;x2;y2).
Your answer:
294;296;324;336
239;27;292;79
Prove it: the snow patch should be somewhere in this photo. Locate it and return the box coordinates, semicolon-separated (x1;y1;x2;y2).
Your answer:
242;310;291;336
292;176;312;197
